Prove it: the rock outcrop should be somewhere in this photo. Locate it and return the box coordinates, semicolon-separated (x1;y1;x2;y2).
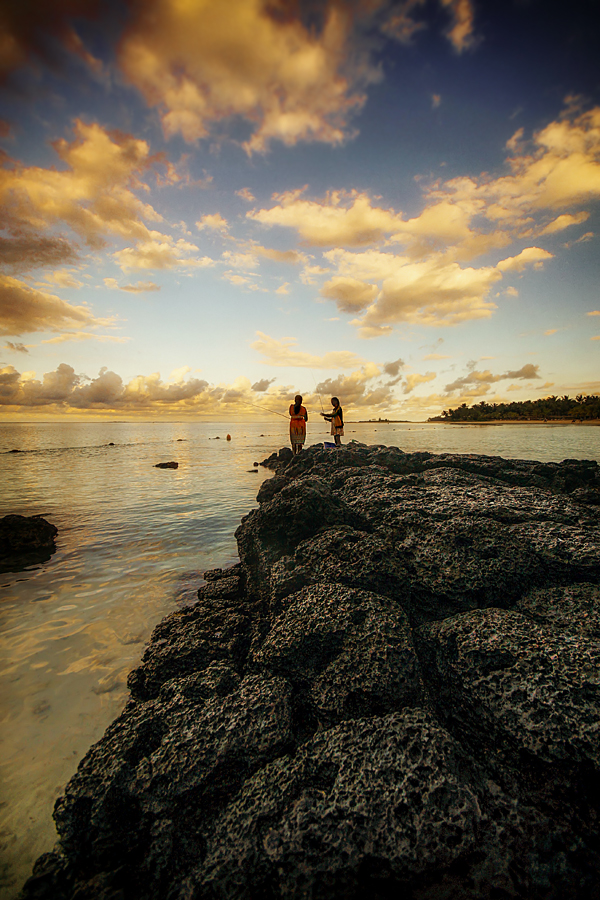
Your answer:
0;514;58;573
21;444;600;899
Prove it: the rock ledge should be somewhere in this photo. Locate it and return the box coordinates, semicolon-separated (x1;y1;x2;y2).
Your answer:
21;444;600;899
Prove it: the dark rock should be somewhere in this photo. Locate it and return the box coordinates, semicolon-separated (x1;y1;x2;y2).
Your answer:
0;514;58;573
108;442;115;446
21;447;600;900
154;461;178;469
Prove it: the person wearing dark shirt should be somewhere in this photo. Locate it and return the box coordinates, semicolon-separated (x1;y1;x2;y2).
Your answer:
321;397;343;447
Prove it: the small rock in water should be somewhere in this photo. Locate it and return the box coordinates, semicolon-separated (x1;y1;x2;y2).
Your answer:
154;461;178;469
226;434;231;441
0;514;58;573
253;462;259;467
108;442;115;446
247;470;258;473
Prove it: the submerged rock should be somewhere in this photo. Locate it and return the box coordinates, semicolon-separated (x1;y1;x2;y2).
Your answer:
21;445;600;899
0;514;58;573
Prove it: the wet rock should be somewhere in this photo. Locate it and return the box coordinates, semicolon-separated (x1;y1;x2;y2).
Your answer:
21;446;600;900
0;514;58;573
154;461;178;469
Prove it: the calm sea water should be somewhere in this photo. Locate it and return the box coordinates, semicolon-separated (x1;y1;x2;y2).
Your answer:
0;419;598;897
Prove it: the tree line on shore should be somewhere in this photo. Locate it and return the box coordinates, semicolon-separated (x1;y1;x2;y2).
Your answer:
429;395;600;422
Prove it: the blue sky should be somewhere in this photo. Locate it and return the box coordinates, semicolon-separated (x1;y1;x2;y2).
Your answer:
0;0;598;419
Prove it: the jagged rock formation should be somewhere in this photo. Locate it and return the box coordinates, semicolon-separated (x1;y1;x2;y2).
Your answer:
21;444;600;899
0;514;58;573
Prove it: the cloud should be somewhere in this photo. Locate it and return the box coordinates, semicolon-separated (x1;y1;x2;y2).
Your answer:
315;363;396;410
275;283;290;295
431;94;441;109
254;246;306;264
544;329;558;336
423;352;450;360
381;0;477;53
0;0;102;84
252;106;599;295
252;377;276;392
36;269;84;289
114;234;213;271
445;362;540;394
249;188;405;246
236;188;256;202
587;310;600;316
40;332;130;344
4;341;29;353
382;358;405;377
440;0;477;53
0;234;79;271
0;120;161;250
0;274;108;336
117;0;380;153
539;212;590;235
496;247;553;272
503;364;540;380
320;276;378;313
324;248;501;331
104;278;161;292
252;331;365;369
196;213;229;232
403;371;436;393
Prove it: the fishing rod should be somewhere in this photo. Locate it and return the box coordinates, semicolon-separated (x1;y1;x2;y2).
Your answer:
248;401;288;419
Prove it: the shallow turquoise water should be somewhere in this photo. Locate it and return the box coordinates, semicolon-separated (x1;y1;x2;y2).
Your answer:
0;419;598;896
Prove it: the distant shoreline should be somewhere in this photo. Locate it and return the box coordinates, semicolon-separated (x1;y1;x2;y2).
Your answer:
431;418;600;426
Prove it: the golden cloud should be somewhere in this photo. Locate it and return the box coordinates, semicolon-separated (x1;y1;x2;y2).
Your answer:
315;363;396;411
324;248;501;332
104;278;161;292
251;331;365;369
320;276;378;313
114;234;213;271
249;106;600;270
0;363;395;416
249;188;405;245
445;362;540;394
440;0;477;53
496;247;554;272
0;120;160;249
117;0;379;152
403;371;436;393
0;275;109;336
196;213;229;232
40;333;130;344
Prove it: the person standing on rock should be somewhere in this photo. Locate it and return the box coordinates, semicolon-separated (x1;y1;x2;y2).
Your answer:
321;396;344;447
289;394;308;454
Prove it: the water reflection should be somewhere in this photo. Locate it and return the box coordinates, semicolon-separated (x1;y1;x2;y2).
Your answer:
0;420;598;897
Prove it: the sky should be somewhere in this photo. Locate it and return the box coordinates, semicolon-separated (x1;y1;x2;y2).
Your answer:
0;0;599;421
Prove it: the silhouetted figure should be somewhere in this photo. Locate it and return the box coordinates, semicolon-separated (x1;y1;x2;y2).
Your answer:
289;395;308;454
321;397;344;447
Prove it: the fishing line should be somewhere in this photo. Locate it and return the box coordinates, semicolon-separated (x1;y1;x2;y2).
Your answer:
247;401;288;419
310;370;325;414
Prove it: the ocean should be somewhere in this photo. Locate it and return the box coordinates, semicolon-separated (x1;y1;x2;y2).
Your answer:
0;419;598;897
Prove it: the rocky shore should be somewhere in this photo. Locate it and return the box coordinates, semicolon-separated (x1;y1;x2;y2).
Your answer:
21;444;600;899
